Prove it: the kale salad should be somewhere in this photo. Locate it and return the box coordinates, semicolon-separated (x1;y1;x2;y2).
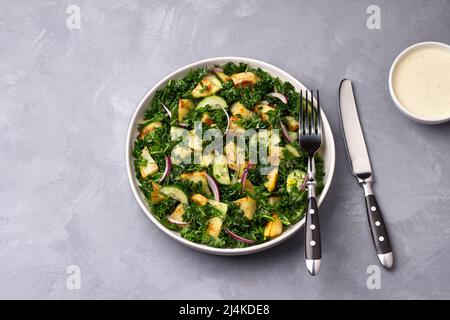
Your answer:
133;62;324;248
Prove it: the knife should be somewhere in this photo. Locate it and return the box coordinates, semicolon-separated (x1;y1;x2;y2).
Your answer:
338;79;394;269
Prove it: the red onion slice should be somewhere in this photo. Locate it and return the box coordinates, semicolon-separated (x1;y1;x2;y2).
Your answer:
219;105;230;135
280;122;292;143
300;173;308;191
159;156;172;183
268;92;288;104
162;103;172;119
212;67;224;73
205;173;220;201
240;161;253;194
167;216;190;226
224;227;255;244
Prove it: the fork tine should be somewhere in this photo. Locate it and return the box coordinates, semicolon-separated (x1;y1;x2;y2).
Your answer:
311;89;315;135
311;90;317;135
299;90;304;135
312;90;315;134
316;90;321;135
305;90;310;134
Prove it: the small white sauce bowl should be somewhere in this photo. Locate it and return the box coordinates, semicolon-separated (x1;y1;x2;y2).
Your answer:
389;41;450;125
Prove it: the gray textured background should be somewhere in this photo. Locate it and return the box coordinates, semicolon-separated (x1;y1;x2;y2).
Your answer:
1;0;449;300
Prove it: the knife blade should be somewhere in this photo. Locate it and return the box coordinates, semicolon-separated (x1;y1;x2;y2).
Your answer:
338;79;394;269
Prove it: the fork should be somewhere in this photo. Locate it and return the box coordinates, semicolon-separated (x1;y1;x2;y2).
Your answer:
299;90;322;276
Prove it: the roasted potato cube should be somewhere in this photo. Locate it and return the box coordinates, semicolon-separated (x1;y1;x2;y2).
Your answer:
270;215;283;236
140;147;159;178
263;214;283;238
231;72;258;87
213;70;230;82
233;196;257;220
244;179;254;193
285;116;300;132
151;182;166;204
207;216;223;238
225;145;247;176
201;113;215;126
139;121;162;139
237;162;250;178
191;193;209;206
178;99;194;123
169;203;186;223
180;171;211;195
231;102;253;119
264;167;279;192
225;141;243;172
264;214;283;238
229;116;245;135
256;104;276;122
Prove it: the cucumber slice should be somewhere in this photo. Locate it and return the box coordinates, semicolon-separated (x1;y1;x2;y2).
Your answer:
200;152;214;167
286;170;306;193
285;144;301;157
269;129;281;146
287;131;297;142
197;95;229;110
160;186;188;204
212;154;231;185
188;129;202;151
192;76;222;98
171;126;202;151
170;126;187;140
208;199;228;217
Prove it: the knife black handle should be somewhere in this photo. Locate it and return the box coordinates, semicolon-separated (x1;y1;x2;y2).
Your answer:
365;192;393;268
305;196;321;274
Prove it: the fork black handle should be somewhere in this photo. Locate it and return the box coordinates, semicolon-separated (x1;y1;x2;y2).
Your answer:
299;90;322;275
305;195;321;268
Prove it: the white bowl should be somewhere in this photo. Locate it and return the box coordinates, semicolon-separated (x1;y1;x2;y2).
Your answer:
126;57;336;255
389;41;450;124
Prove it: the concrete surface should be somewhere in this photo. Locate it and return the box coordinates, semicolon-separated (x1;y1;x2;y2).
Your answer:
1;0;449;299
